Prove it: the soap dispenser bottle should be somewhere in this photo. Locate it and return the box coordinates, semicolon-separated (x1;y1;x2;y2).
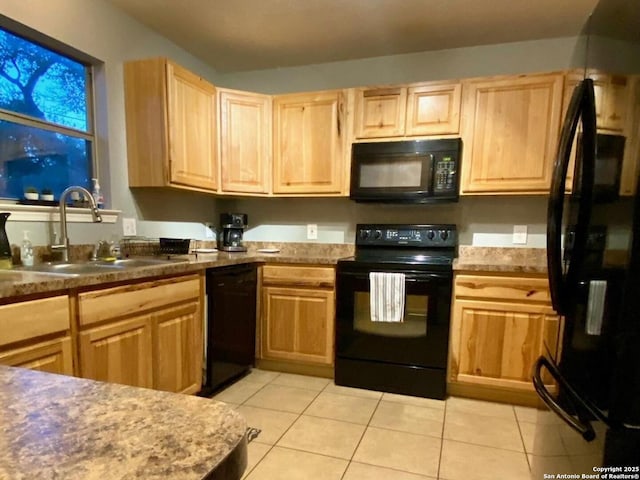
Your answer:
92;178;104;209
21;230;34;267
0;212;12;269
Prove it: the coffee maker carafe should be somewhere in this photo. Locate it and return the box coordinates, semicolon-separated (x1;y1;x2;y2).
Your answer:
218;213;248;252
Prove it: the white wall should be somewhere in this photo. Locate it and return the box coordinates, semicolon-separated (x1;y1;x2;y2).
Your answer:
216;37;580;93
217;196;549;247
0;1;585;248
0;0;223;247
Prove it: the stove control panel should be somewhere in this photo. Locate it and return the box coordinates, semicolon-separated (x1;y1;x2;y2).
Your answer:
356;224;457;248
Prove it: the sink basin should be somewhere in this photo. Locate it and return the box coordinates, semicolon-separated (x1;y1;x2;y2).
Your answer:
99;258;188;268
16;258;187;277
19;262;124;277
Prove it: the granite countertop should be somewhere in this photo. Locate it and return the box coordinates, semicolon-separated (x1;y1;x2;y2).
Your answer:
0;242;354;300
0;366;247;480
453;247;548;274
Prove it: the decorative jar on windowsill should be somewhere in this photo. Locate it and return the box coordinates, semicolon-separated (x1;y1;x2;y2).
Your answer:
41;189;54;201
24;187;39;201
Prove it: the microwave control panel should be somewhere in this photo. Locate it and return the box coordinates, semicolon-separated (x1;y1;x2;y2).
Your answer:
433;155;457;193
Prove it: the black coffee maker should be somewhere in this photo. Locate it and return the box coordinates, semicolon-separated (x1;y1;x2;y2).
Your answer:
218;213;248;252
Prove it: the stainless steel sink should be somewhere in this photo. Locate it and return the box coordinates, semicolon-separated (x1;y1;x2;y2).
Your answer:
16;257;187;277
19;262;123;277
99;258;187;268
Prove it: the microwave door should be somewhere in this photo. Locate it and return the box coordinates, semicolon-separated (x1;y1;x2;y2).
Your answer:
351;153;431;200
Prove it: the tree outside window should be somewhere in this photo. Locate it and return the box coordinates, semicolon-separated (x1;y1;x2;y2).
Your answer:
0;26;94;201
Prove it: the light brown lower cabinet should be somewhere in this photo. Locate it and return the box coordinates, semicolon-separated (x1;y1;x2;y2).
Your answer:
78;314;154;388
0;295;73;376
77;274;203;393
449;273;561;404
153;301;201;394
260;265;335;368
262;286;334;365
0;337;73;375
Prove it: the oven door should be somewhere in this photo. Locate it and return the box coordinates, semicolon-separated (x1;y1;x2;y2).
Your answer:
335;264;452;369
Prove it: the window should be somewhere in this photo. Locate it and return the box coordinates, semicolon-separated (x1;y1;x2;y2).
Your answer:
0;26;94;201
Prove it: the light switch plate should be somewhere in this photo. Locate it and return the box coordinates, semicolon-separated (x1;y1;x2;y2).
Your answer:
122;217;137;237
307;224;318;240
513;225;527;244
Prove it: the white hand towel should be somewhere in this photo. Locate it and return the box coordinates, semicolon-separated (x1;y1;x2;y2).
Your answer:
369;272;406;322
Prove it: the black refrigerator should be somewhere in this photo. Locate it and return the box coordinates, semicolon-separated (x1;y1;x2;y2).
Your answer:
530;0;640;474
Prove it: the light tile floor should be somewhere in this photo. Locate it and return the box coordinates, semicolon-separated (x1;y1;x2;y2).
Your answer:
212;369;594;480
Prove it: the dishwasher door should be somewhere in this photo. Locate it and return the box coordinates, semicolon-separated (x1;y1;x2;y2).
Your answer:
201;264;257;396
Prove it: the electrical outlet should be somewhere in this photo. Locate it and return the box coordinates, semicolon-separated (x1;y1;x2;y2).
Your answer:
122;217;137;237
204;223;215;239
307;224;318;240
513;225;528;244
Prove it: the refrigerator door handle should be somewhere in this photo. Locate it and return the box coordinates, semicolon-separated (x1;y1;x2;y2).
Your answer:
533;355;612;441
547;79;596;315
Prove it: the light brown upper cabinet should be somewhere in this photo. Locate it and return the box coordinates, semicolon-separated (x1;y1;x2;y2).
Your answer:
563;71;630;133
621;76;640;196
125;58;218;192
353;81;462;139
354;86;407;138
564;71;638;196
592;73;629;132
405;82;462;136
273;90;348;195
218;88;272;194
460;73;564;194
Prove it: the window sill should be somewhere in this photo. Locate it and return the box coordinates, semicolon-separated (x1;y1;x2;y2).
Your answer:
0;203;120;223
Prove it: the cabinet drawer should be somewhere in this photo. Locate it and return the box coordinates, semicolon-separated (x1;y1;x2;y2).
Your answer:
262;265;335;288
0;336;73;375
78;275;200;327
455;274;551;303
0;296;70;347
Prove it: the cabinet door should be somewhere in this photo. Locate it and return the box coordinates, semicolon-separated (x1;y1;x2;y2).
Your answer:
152;300;202;394
167;62;218;191
592;73;629;132
460;73;564;194
262;286;334;365
406;82;462;136
354;87;407;138
621;75;640;196
450;299;560;391
219;90;272;194
0;337;73;375
78;315;153;388
273;90;346;194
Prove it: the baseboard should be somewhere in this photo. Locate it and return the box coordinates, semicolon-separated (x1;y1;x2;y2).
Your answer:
447;382;546;407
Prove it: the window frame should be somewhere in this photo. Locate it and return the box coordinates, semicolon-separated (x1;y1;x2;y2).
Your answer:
0;17;100;201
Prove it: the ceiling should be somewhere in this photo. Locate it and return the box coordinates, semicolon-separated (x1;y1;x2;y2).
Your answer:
106;0;599;73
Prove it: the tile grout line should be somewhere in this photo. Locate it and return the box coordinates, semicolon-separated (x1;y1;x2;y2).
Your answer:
238;371;289;479
338;389;385;480
513;405;533;471
437;397;447;480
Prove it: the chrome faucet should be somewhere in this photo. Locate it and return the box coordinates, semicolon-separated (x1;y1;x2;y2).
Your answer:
51;186;102;262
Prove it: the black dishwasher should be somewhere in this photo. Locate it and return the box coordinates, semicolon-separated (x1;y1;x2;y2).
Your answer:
200;264;257;396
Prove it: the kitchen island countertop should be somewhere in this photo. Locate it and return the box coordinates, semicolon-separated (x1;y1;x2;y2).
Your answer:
0;365;247;480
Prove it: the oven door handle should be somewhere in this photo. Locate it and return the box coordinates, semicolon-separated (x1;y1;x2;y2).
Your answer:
337;271;450;282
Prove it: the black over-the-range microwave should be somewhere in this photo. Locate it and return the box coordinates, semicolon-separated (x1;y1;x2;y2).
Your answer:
349;138;462;204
